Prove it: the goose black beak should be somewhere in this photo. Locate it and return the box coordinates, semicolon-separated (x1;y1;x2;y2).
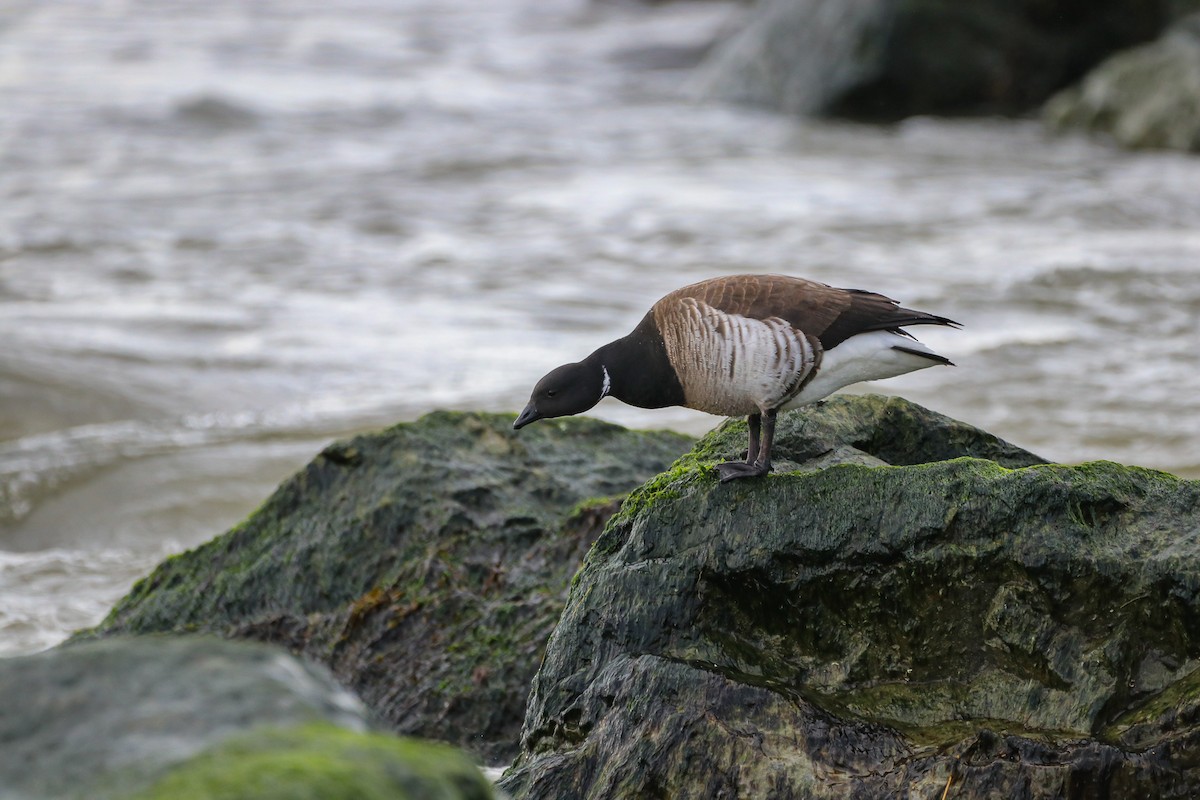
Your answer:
513;403;542;430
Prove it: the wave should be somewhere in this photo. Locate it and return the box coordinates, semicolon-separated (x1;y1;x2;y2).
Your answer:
0;380;447;533
0;546;163;657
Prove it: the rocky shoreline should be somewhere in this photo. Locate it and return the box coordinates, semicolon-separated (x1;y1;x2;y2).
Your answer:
5;3;1199;798
6;396;1199;798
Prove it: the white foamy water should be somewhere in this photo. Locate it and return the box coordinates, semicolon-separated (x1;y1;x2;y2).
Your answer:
2;0;1199;656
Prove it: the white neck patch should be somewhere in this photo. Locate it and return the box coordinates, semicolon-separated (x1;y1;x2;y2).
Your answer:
600;365;611;399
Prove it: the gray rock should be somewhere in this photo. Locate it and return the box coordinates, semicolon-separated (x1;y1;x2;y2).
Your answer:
500;395;1200;798
80;411;692;765
1044;14;1200;151
0;636;493;800
694;0;1169;119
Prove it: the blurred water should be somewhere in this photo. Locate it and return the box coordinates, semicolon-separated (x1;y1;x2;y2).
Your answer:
2;0;1198;656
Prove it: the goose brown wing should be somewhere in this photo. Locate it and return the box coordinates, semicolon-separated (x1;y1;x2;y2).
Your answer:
664;274;958;350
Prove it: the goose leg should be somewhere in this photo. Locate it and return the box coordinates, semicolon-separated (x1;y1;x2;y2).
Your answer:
745;413;761;464
716;409;775;482
755;407;776;472
716;413;760;480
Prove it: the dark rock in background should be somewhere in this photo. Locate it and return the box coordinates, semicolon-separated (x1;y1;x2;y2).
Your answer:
693;0;1170;119
80;411;691;765
1044;13;1200;152
500;395;1200;799
0;636;493;800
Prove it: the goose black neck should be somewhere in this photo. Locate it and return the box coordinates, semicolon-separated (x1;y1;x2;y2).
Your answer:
587;312;685;410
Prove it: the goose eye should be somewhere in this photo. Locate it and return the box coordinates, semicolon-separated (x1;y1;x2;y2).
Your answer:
546;389;558;398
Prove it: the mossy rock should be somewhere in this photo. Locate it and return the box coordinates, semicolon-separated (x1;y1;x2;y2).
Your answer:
0;636;492;800
79;411;692;764
501;399;1200;799
129;723;493;800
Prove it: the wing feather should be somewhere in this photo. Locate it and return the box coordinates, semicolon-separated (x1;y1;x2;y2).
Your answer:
662;274;958;349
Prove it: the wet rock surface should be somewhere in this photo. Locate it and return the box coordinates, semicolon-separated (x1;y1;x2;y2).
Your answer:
1044;14;1200;152
694;0;1169;119
81;411;692;764
0;636;494;800
500;395;1200;799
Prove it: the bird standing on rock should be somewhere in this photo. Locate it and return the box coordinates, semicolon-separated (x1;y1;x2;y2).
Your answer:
513;274;958;482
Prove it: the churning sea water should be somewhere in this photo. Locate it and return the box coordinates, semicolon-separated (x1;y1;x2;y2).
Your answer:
2;0;1198;656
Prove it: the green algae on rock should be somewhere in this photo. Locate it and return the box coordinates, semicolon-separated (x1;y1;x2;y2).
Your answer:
129;723;494;800
80;410;692;765
500;397;1200;799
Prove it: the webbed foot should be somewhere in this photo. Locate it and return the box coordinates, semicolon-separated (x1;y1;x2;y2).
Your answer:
715;460;771;483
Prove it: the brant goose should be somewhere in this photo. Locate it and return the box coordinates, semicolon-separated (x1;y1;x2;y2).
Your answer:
514;274;958;482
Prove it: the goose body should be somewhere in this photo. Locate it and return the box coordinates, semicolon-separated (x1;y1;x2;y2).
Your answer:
514;274;958;481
